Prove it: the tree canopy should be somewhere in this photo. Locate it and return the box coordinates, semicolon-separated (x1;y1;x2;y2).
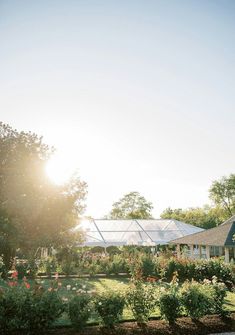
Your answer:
0;122;87;261
209;174;235;217
160;205;226;229
161;173;235;229
108;191;154;219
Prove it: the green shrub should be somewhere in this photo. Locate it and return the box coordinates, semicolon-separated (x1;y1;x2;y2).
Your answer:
0;284;64;333
0;257;7;279
158;281;181;325
195;259;234;289
15;262;28;279
141;255;156;278
27;288;64;332
61;260;76;276
181;281;213;320
204;277;228;317
106;246;121;255
68;294;92;330
126;282;156;326
108;254;129;275
38;257;59;277
94;291;125;328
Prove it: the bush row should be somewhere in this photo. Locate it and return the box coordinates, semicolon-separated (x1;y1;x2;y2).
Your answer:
0;276;229;332
3;254;234;289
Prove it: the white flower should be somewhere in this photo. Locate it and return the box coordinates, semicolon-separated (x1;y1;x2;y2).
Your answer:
72;287;76;291
82;285;86;289
98;302;102;306
66;285;71;291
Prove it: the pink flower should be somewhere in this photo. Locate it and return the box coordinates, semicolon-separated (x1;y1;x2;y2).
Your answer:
25;282;30;289
8;281;17;287
11;271;18;279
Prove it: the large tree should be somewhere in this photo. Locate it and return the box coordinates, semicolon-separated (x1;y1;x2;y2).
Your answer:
209;174;235;217
0;122;87;262
160;205;226;229
108;191;154;219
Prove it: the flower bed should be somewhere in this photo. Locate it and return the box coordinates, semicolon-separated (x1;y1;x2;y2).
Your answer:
0;270;234;333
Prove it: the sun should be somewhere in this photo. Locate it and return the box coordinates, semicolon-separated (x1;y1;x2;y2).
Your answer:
45;153;76;185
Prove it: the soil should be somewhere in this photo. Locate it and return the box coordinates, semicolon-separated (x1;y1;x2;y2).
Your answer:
50;314;235;335
10;314;235;335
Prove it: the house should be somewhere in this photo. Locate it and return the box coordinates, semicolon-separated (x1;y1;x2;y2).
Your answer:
170;215;235;263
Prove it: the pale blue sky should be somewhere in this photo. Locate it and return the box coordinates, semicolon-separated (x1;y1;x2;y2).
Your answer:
0;0;235;218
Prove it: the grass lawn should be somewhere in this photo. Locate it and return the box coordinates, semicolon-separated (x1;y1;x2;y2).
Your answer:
1;277;235;326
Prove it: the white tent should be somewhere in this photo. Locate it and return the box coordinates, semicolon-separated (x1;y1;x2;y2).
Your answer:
77;219;204;247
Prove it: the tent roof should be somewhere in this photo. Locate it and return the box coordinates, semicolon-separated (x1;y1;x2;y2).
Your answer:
170;216;235;247
77;219;204;247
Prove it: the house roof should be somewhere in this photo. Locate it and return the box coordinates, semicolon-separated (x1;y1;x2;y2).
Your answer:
76;219;204;247
170;216;235;247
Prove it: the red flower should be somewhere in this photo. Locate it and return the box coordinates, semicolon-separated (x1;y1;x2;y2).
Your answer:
11;271;18;279
8;281;17;287
25;282;30;289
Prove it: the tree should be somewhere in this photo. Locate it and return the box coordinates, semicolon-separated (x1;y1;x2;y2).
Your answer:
0;122;87;262
160;205;226;229
108;191;153;219
0;209;17;270
209;174;235;217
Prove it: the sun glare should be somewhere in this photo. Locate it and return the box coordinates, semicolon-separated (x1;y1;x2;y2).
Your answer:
46;154;76;185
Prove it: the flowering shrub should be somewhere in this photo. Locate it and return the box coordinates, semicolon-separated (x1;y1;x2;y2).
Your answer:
162;258;196;282
15;262;28;279
107;254;129;275
94;291;125;328
195;259;234;289
68;294;92;330
158;276;182;325
181;280;214;320
0;257;7;279
0;273;64;333
38;257;59;277
126;282;156;326
203;276;228;317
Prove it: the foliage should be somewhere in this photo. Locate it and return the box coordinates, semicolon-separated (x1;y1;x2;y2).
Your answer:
209;174;235;217
204;276;228;317
38;257;59;277
126;282;156;325
106;246;121;255
0;209;17;271
15;262;28;279
158;279;182;325
0;122;87;260
162;257;196;282
0;279;64;333
160;205;226;229
194;259;235;289
94;290;125;328
108;191;153;219
181;280;214;320
68;294;92;330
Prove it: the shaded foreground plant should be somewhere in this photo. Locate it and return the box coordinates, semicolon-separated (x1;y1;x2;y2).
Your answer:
94;290;125;328
126;281;156;327
158;275;182;325
68;294;92;330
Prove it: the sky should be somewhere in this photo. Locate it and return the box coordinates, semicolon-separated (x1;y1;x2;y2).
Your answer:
0;0;235;218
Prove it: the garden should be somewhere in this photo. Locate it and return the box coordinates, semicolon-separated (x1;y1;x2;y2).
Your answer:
1;249;235;334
